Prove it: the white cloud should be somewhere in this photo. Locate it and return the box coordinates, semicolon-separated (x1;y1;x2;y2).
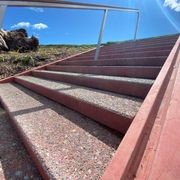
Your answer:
32;23;48;30
27;7;44;13
11;22;31;29
164;0;180;12
11;22;48;30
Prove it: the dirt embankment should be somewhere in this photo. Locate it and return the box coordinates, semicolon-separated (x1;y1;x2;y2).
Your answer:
0;45;94;80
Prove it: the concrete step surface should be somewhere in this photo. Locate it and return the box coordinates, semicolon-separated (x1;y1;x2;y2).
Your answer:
15;76;143;133
46;65;161;79
0;83;122;179
0;107;41;180
32;70;154;98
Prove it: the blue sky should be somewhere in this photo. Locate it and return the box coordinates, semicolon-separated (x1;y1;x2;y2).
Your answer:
3;0;180;45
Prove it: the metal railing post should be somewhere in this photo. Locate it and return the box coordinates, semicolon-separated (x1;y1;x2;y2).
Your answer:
94;9;108;60
0;5;7;28
134;11;139;40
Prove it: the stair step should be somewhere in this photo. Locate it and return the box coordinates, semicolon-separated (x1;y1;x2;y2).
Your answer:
103;41;175;48
46;65;161;79
0;83;122;179
104;40;176;48
70;42;175;61
0;107;41;179
105;36;178;47
103;41;176;50
85;45;174;56
72;50;171;60
32;70;153;98
15;76;143;133
59;57;166;66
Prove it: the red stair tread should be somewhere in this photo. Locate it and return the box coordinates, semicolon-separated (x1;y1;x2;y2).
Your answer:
0;83;122;179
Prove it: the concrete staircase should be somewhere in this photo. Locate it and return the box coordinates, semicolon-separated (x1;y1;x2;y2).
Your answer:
0;34;179;179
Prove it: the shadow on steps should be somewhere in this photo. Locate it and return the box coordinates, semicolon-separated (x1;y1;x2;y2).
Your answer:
0;107;42;180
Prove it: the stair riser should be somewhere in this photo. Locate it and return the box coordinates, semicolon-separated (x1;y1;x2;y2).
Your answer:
15;78;132;134
47;66;161;79
86;46;173;56
32;71;151;98
58;58;165;66
71;51;170;60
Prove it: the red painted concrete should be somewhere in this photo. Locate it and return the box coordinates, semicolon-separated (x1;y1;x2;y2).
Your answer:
147;44;180;180
32;70;152;98
72;43;175;58
102;35;178;48
86;45;174;56
135;42;180;179
102;41;176;50
102;36;180;180
101;40;176;50
58;57;166;66
14;77;132;134
71;50;171;60
47;65;161;79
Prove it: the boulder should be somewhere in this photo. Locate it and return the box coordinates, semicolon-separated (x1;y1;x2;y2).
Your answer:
0;28;39;53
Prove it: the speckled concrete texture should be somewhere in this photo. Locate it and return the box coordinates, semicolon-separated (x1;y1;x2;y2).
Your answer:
0;83;122;179
34;70;154;85
16;76;143;119
0;108;41;180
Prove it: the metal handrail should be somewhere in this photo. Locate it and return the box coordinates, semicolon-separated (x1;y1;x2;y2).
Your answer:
0;0;140;60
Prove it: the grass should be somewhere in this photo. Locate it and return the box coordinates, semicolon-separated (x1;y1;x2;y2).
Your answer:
0;45;95;80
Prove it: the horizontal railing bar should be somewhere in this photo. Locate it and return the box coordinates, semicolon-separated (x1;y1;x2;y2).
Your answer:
0;0;139;12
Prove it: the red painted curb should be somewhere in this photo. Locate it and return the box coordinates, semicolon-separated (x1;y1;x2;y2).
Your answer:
102;36;180;180
147;47;180;179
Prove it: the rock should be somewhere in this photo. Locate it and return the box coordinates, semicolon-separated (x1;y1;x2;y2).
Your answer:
0;28;39;53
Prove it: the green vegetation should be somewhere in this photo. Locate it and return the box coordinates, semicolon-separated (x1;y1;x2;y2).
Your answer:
0;45;95;80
